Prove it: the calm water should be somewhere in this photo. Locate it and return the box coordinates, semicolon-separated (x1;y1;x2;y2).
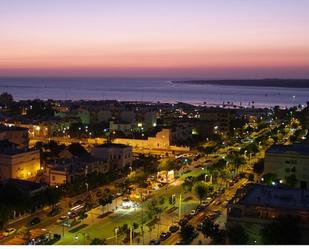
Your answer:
0;77;308;108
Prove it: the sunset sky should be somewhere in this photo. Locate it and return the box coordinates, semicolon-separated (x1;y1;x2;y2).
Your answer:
1;0;309;78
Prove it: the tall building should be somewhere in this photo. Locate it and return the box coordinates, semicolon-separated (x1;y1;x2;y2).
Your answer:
227;184;309;244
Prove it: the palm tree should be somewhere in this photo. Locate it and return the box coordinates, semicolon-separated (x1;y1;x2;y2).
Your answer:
90;238;107;245
193;182;209;204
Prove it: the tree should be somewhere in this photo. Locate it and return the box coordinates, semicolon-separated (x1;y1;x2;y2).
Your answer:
227;225;249;245
45;187;61;208
253;159;264;175
90;238;107;245
201;218;225;244
193;182;209;204
180;223;195;242
126;170;147;186
0;205;10;229
262;173;277;185
285;174;297;187
261;217;300;245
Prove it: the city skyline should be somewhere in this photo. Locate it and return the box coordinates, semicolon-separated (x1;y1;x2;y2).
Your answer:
1;0;309;78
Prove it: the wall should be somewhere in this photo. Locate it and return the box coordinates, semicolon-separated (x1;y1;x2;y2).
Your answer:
0;150;41;180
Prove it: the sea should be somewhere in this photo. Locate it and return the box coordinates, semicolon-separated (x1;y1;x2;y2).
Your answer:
0;77;308;108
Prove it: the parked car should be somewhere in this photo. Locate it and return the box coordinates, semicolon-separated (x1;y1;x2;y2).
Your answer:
149;239;160;245
0;232;5;240
196;205;205;213
184;214;193;220
28;217;41;226
160;231;171;241
178;218;188;226
169;225;179;233
3;228;16;237
96;191;103;198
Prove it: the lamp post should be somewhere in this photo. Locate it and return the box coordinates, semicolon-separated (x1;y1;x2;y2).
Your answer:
74;232;90;245
114;227;119;245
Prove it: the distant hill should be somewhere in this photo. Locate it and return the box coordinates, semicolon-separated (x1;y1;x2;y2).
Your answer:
172;79;309;88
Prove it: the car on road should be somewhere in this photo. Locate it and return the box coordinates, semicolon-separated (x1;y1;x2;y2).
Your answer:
3;228;16;237
178;218;188;226
62;219;81;228
28;217;41;226
149;239;160;245
48;207;62;217
169;225;179;233
196;205;205;212
184;214;193;220
190;210;196;216
56;215;68;224
160;231;171;241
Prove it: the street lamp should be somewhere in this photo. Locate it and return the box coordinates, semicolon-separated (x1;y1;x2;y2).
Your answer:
74;232;90;245
114;227;119;245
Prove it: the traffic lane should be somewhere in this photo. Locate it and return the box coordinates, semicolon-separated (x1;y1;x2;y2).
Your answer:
162;178;248;245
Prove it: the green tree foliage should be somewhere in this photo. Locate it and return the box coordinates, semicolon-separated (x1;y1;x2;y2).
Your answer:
145;199;163;220
227;225;249;245
90;238;107;245
261;217;300;245
193;182;209;203
201;218;226;244
262;173;277;185
180;223;195;242
253;159;264;174
126;169;147;186
285;174;297;187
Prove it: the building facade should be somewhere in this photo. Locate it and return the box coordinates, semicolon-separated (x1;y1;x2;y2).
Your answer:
227;184;309;244
264;144;309;189
91;143;132;169
0;146;41;181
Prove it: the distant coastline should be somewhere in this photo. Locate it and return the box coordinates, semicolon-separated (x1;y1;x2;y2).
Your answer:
172;79;309;88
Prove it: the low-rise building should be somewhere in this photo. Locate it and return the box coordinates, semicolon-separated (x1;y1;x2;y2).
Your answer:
227;183;309;244
0;125;29;148
91;143;132;169
0;141;41;181
47;156;109;186
264;144;309;189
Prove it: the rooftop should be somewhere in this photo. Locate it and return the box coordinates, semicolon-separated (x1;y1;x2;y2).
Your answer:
238;184;309;210
0;125;28;132
266;144;309;156
2;178;46;192
96;143;131;149
0;140;35;155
